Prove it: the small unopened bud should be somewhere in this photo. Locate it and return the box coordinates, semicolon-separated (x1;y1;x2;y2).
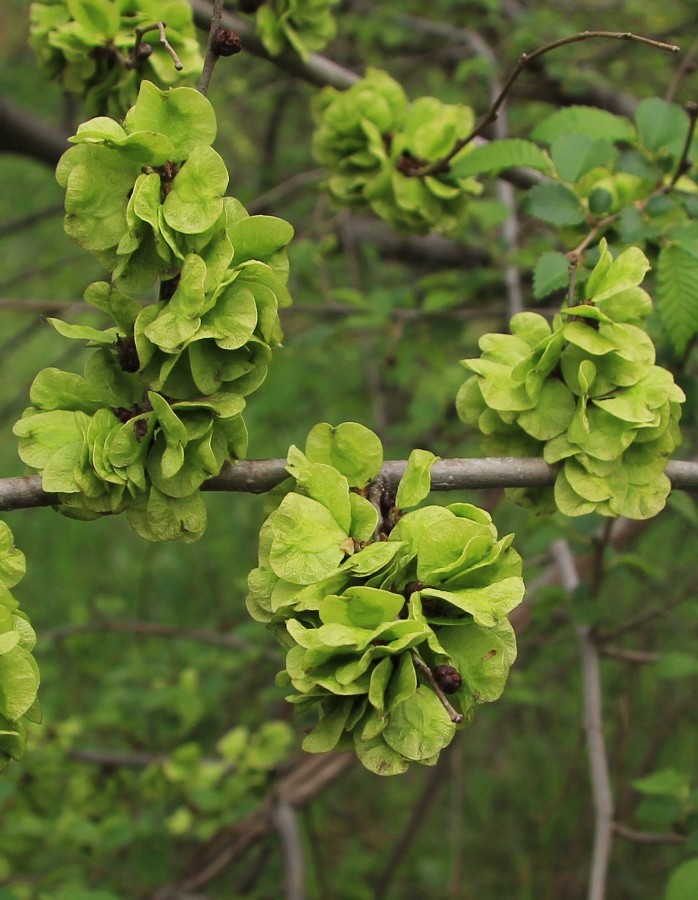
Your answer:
135;42;153;61
432;665;462;695
213;28;242;57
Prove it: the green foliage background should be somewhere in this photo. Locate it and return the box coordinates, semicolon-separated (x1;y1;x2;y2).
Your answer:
1;0;698;896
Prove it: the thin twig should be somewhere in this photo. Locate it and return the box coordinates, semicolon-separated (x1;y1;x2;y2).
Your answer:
567;215;619;263
601;590;688;642
410;650;464;724
600;646;659;664
41;619;279;660
134;23;183;70
0;203;64;239
199;0;224;95
665;33;698;102
373;743;454;899
154;753;354;897
613;822;687;844
70;747;166;768
272;802;305;900
668;101;698;187
551;539;614;900
460;28;523;318
413;31;679;177
568;256;579;307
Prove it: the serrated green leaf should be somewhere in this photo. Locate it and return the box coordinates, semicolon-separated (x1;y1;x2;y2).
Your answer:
550;133;617;183
533;251;570;299
635;98;688;155
657;244;698;355
531;106;635;145
449;139;553;178
525;183;586;227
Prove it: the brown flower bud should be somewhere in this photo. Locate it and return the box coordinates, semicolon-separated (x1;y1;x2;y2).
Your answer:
134;42;153;61
213;28;243;57
432;665;462;695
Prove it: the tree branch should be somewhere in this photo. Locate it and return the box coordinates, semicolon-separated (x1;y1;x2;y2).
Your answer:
154;751;353;897
272;802;305;900
189;0;358;90
0;96;69;167
551;539;614;900
42;618;279;660
3;457;698;512
198;0;225;94
612;822;687;844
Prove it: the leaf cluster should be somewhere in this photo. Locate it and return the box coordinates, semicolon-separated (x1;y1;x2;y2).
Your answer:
0;523;40;772
251;0;339;61
247;422;524;775
13;81;294;542
29;0;203;117
458;240;685;518
312;68;482;235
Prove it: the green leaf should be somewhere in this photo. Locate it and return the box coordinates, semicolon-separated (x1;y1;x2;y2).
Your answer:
550;133;617;183
302;700;352;753
0;647;40;720
533;251;570;299
438;619;517;704
395;449;438;509
657;244;698;355
531;106;635;144
66;0;120;37
354;733;409;776
47;319;119;346
665;858;698;900
634;768;689;798
525;183;586;227
163;146;228;234
656;652;698;680
123;82;217;159
305;422;383;487
269;493;348;584
382;686;456;761
635;98;688;155
449;139;553;178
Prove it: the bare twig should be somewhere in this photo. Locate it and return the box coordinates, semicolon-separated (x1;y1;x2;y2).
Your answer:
0;204;64;239
601;589;689;642
613;822;687;844
414;31;679;177
568;256;579;306
668;101;698;188
42;619;279;660
567;215;619;263
665;33;698;103
410;650;464;724
154;752;353;897
273;802;305;900
373;743;454;898
4;458;698;513
134;23;183;70
198;0;225;95
189;0;357;91
551;539;614;900
599;646;659;664
459;28;523;318
70;747;166;768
